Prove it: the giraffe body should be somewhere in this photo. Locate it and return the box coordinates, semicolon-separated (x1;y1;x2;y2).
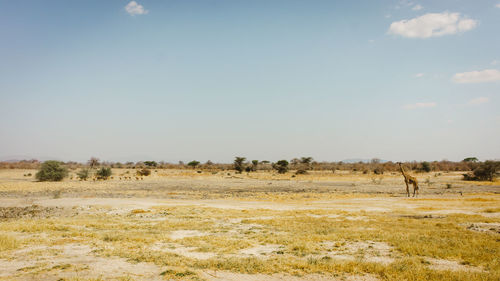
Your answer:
398;163;419;197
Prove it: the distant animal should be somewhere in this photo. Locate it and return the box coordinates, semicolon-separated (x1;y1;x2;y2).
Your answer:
397;162;419;197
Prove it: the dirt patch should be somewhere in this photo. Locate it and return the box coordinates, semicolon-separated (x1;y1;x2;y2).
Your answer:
170;230;209;239
238;244;284;258
400;215;446;219
2;243;164;280
201;271;379;281
466;223;500;234
151;242;216;260
426;258;483;272
0;205;66;219
316;241;396;265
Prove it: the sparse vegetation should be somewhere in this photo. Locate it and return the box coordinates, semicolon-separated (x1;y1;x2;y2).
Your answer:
76;169;90;181
95;167;112;180
234;157;246;173
143;161;157;167
463;161;499;181
420;161;431;173
187;161;200;168
273;160;289;174
35;160;68;182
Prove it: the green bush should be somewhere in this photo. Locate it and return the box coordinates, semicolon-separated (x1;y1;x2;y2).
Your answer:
234;157;246;173
35;161;68;182
96;167;112;180
144;161;157;167
76;169;90;180
187;161;200;168
273;160;289;174
463;161;499;181
420;161;431;173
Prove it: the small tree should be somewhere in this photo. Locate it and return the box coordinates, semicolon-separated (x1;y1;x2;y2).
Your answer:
187;161;200;168
35;161;68;182
251;160;259;172
463;157;478;163
96;167;112;180
88;157;100;169
420;161;431;173
463;161;499;181
234;157;246;173
144;161;157;167
76;168;90;181
273;160;289;174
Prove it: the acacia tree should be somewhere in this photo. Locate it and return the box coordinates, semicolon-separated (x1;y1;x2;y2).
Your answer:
251;160;259;172
300;157;314;171
273;160;289;174
234;157;246;173
187;161;200;168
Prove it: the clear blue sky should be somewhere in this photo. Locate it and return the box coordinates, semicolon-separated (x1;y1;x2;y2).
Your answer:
1;0;499;163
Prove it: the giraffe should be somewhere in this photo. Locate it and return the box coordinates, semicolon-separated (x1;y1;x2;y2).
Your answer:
397;162;419;197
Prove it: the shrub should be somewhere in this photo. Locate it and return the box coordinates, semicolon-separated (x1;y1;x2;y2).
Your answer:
35;161;68;182
144;161;157;167
296;169;308;175
187;161;200;168
76;169;90;180
96;167;112;180
137;168;151;176
420;161;431;173
273;160;289;174
234;157;246;173
251;160;259;172
373;166;384;175
463;161;499;181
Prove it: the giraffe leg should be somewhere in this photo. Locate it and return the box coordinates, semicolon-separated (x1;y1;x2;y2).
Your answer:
405;181;410;197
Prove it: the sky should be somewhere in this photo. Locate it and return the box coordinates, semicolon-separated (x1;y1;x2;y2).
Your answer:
0;0;499;163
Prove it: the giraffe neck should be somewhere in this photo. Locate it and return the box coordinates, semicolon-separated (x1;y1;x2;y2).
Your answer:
399;164;407;178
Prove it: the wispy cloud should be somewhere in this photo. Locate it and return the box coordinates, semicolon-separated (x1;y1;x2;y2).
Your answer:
496;3;500;8
414;73;425;78
412;4;423;11
452;69;500;83
403;102;437;109
468;97;489;105
125;1;148;16
492;60;499;65
388;12;478;38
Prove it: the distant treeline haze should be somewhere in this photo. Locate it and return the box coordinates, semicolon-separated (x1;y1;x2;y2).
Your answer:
0;157;488;173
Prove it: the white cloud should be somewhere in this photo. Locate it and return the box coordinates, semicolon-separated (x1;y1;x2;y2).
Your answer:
452;69;500;83
403;102;437;109
388;12;478;38
415;73;425;78
125;1;148;16
496;3;500;8
412;4;423;11
492;60;499;65
468;97;489;105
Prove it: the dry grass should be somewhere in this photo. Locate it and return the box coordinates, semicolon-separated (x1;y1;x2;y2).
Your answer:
0;169;499;280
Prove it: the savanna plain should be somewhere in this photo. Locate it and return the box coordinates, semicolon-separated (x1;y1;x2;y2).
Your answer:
1;168;499;281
